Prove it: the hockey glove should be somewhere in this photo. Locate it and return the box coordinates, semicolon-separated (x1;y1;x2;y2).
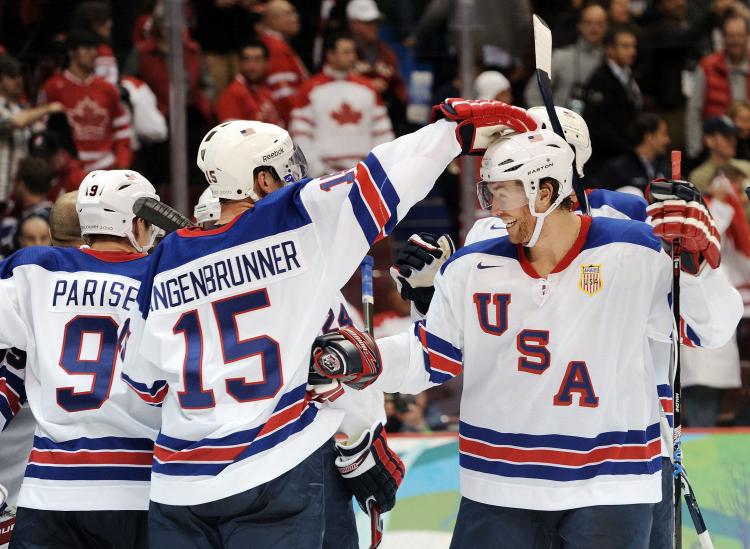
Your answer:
430;98;538;155
335;422;405;513
310;326;381;390
646;179;721;274
390;233;455;315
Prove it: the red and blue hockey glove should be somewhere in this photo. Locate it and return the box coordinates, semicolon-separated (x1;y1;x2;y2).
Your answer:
430;98;538;155
335;422;405;514
646;179;721;274
390;233;455;315
309;326;381;390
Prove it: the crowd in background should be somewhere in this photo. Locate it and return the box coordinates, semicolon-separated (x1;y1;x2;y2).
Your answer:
1;0;750;432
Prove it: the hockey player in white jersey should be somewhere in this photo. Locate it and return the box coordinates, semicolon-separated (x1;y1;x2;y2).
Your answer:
313;127;743;547
392;106;680;548
120;100;537;548
0;193;86;549
188;150;399;549
0;170;162;549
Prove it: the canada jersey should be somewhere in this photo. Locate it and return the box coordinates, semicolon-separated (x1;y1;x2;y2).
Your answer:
465;188;648;245
121;120;461;506
0;247;159;511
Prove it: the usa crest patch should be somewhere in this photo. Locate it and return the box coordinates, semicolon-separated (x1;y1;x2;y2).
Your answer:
579;264;602;295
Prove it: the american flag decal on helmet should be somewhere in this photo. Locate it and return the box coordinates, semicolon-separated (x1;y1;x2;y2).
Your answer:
240;127;255;136
579;264;602;296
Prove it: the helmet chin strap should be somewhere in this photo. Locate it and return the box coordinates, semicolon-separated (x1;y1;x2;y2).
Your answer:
523;191;564;248
524;214;546;248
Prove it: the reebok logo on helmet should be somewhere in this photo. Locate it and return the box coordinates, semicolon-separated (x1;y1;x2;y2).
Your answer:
263;148;284;162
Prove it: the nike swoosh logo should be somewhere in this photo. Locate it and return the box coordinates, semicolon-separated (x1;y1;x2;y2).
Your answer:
477;262;503;270
490;224;506;230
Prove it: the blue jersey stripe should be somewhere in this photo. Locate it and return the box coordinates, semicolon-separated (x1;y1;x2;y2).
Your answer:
156;383;308;451
685;324;701;346
362;153;400;235
152;405;318;476
460;454;661;482
422;327;462;361
459;421;661;451
0;247;148;280
25;464;151;482
348;184;380;243
1;367;25;399
0;398;14;425
656;384;672;397
33;436;154;452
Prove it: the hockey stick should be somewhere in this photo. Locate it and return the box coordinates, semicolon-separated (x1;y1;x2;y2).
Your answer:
132;196;193;233
360;255;383;549
532;14;590;215
671;150;683;548
669;152;714;549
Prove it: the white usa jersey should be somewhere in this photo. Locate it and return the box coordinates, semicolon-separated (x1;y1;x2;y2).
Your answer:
375;216;741;510
121;120;460;506
461;187;734;458
0;248;159;511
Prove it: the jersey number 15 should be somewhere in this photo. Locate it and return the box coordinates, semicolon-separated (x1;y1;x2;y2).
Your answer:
176;288;282;409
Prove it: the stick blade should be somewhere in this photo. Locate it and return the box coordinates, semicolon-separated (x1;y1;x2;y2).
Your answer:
533;15;552;76
133;196;193;233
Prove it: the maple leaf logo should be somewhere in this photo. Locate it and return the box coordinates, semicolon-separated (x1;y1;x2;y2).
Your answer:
330;102;362;125
68;96;110;141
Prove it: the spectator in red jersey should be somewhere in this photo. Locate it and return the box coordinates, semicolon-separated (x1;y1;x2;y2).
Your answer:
258;0;309;124
346;0;407;134
70;1;118;85
289;32;393;177
215;39;283;125
28;130;87;200
38;31;132;173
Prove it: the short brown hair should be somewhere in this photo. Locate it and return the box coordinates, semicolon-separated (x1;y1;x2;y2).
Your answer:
541;177;575;211
16;157;53;196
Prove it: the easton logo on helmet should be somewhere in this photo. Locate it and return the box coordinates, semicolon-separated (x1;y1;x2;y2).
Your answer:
263;148;284;162
527;163;553;175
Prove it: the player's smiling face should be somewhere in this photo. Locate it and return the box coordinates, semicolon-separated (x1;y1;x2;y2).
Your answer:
485;180;534;244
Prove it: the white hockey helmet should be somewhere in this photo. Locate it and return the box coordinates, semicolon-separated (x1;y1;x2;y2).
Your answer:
196;120;308;202
193;187;221;227
527;106;591;177
77;170;160;252
479;129;575;247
